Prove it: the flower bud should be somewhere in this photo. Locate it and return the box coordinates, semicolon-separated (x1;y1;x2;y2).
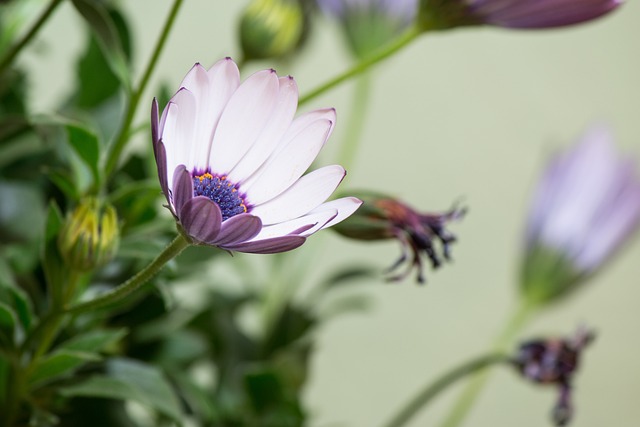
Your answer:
58;198;119;271
332;191;465;283
239;0;305;61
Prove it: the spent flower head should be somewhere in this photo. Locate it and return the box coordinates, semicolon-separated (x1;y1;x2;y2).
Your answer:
418;0;621;30
520;126;640;305
317;0;418;58
513;326;595;426
152;58;362;254
332;191;465;283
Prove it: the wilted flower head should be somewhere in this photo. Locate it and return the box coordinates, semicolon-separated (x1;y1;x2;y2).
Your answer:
151;58;362;254
418;0;621;30
513;326;594;426
520;126;640;305
317;0;418;58
332;191;465;283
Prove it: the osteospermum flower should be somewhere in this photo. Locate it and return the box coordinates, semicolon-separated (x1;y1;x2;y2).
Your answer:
151;58;362;254
317;0;418;57
520;126;640;304
420;0;621;30
332;191;465;283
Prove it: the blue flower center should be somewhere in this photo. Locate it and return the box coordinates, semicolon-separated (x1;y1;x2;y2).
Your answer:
193;173;248;221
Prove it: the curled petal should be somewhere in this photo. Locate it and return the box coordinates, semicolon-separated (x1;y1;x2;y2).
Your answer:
212;214;262;245
222;235;306;254
180;196;223;244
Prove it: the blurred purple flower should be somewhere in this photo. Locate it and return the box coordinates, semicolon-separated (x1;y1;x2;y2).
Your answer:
521;126;640;303
420;0;621;30
317;0;418;57
151;58;362;254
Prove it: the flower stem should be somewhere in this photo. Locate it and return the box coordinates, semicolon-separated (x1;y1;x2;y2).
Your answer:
65;235;190;314
381;354;511;427
437;300;537;427
298;25;420;106
338;72;372;173
103;0;184;178
0;0;64;75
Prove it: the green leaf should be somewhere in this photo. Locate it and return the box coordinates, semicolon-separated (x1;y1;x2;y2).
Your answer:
65;124;101;187
0;180;46;244
71;0;131;91
0;302;17;348
42;201;67;298
60;358;183;422
58;328;127;353
28;350;101;389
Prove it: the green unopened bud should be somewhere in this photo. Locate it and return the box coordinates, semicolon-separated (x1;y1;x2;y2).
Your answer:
239;0;304;61
58;198;119;272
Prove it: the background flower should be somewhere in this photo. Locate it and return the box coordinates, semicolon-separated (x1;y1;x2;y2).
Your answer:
520;126;640;305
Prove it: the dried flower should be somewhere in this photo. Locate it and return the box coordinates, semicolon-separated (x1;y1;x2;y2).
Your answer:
317;0;418;58
520;126;640;305
418;0;621;30
151;58;362;254
513;326;594;426
332;191;465;283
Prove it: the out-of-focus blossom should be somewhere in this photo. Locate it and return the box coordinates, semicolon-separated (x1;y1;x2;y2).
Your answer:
151;58;362;254
58;198;119;272
418;0;621;30
239;0;305;61
520;126;640;305
317;0;418;58
513;326;594;426
332;191;465;283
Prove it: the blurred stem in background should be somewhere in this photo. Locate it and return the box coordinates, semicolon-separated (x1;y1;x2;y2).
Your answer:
0;0;64;75
298;24;420;106
381;353;511;427
438;299;537;427
103;0;183;179
338;72;372;173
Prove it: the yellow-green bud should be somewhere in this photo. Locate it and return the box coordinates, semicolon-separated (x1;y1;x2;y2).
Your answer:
239;0;304;61
58;198;119;272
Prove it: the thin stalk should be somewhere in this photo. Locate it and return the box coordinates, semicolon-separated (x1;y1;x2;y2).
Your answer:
381;354;510;427
0;0;64;75
338;72;372;173
438;300;537;427
65;235;190;314
103;0;184;178
298;25;420;106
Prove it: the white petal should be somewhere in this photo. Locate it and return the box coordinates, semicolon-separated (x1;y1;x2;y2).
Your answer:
243;119;333;205
251;165;346;225
160;88;197;175
179;60;240;171
248;209;338;241
227;76;299;182
208;69;279;174
307;197;363;230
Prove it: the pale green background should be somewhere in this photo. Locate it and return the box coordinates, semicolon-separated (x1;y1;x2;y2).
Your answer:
19;1;640;426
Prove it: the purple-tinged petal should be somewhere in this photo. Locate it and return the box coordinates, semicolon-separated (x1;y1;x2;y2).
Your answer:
211;214;262;245
151;98;160;146
222;235;306;254
155;141;170;206
180;196;222;243
172;165;193;214
250;209;338;240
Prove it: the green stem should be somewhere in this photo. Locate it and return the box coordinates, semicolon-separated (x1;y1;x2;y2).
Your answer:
338;72;372;173
381;354;510;427
103;0;184;178
0;0;64;75
65;235;190;314
298;25;420;106
438;300;537;427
